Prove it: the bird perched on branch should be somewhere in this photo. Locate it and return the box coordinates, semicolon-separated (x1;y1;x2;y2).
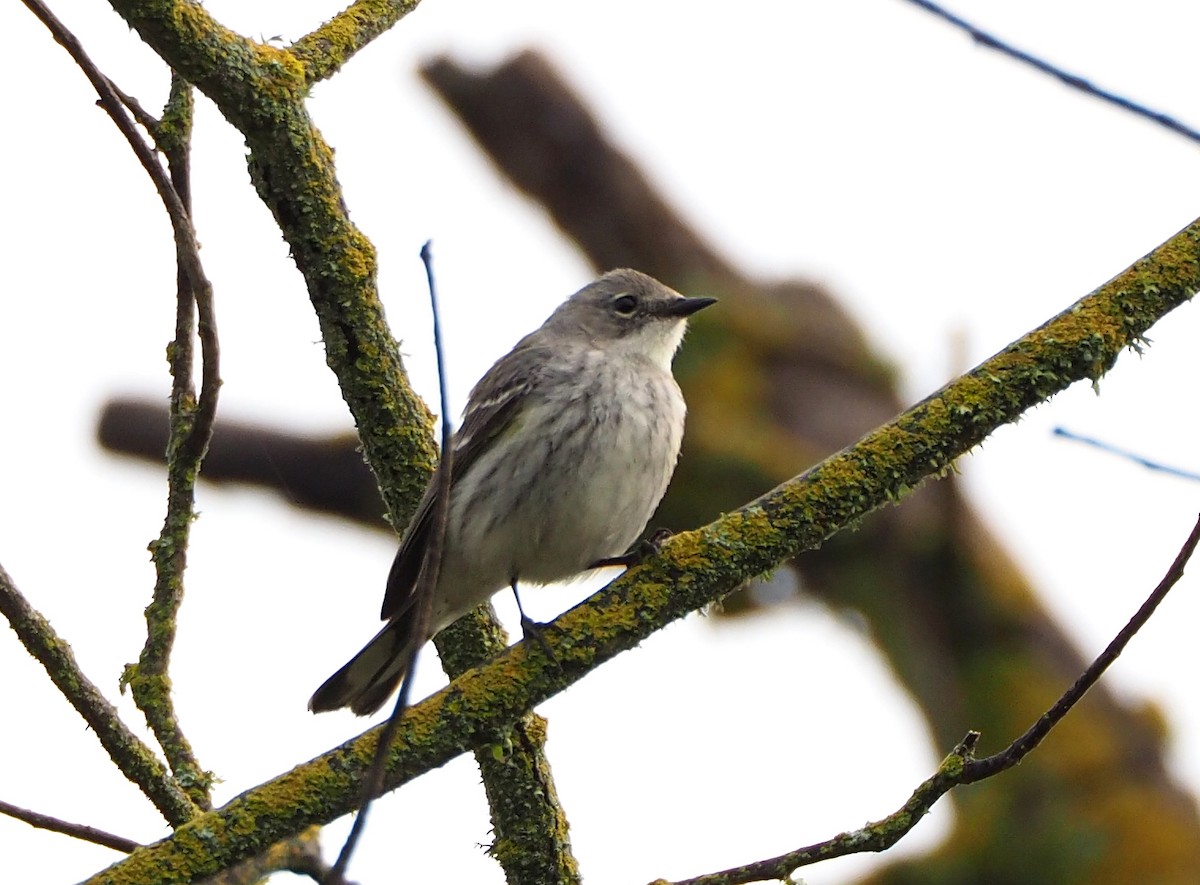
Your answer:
310;268;715;715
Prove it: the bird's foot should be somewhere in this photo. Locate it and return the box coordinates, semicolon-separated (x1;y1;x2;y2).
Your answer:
519;613;556;661
588;528;674;569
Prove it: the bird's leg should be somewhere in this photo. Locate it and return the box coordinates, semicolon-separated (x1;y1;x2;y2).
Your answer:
511;578;555;659
589;528;674;569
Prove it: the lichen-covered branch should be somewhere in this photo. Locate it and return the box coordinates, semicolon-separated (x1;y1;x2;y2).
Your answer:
107;0;439;522
436;609;583;885
101;3;574;880
83;214;1200;884
0;564;199;826
290;0;424;85
123;71;219;811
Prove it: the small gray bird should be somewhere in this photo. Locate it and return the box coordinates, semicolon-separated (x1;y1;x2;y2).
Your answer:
309;269;715;715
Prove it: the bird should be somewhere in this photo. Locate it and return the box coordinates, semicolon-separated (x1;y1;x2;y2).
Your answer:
309;268;715;714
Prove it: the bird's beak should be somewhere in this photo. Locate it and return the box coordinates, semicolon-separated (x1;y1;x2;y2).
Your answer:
659;296;717;318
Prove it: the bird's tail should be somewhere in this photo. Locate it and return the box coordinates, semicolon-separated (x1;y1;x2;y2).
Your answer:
308;619;413;716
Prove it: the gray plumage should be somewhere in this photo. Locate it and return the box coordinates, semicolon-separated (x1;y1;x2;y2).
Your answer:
309;268;715;714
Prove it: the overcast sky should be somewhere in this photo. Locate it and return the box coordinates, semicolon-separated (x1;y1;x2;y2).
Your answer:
4;1;1200;882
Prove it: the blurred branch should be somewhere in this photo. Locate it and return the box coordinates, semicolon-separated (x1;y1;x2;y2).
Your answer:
0;563;199;826
84;213;1200;882
0;798;140;854
421;53;739;289
421;50;1200;883
97;399;388;526
903;0;1200;145
657;513;1200;885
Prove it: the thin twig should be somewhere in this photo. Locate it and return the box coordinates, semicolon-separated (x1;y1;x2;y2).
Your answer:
0;564;198;826
653;513;1200;885
328;242;456;883
903;0;1200;145
103;76;161;136
964;512;1200;781
22;0;220;809
0;799;140;854
1053;427;1200;483
20;0;209;298
128;70;220;810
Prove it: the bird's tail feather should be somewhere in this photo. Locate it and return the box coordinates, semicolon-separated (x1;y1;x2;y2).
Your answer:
309;619;412;716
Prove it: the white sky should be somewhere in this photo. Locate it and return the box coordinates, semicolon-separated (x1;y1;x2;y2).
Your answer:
3;1;1200;882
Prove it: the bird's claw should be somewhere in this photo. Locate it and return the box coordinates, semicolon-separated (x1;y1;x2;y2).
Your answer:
588;528;674;569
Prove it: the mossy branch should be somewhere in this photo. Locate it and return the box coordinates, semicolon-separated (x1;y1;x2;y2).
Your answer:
0;564;200;827
83;215;1200;884
291;0;424;85
103;3;575;880
107;0;440;520
124;71;218;812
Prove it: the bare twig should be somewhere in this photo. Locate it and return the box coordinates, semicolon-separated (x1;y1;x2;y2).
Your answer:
903;0;1200;145
964;513;1200;781
1053;427;1200;482
0;563;198;826
652;514;1200;885
0;798;140;854
328;242;456;883
20;0;209;299
102;76;160;136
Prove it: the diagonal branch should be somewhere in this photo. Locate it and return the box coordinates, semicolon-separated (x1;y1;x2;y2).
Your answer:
83;212;1200;884
902;0;1200;145
290;0;424;85
0;798;141;854
0;564;199;826
655;512;1200;885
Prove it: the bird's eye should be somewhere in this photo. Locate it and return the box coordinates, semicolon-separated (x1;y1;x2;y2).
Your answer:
612;294;638;316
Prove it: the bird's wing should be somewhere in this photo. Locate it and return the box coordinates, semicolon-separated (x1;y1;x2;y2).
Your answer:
378;344;551;622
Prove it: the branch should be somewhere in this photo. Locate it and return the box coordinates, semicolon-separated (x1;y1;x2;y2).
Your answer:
290;0;423;85
1052;427;1200;482
125;71;219;810
22;0;209;307
99;6;578;880
107;0;439;527
654;513;1200;885
963;513;1200;781
83;214;1200;884
23;0;222;809
0;563;199;826
0;798;140;854
902;0;1200;145
328;242;459;882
